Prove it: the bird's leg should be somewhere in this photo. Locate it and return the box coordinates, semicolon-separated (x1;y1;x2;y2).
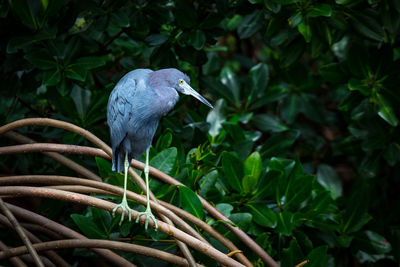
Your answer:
135;147;158;230
112;152;133;225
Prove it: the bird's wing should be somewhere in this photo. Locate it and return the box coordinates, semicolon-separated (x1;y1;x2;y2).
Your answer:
107;74;137;150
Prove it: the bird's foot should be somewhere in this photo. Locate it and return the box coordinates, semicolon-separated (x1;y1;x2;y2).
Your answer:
112;198;133;225
135;208;158;231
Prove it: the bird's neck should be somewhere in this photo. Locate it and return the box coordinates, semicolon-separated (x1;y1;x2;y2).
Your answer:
148;71;179;114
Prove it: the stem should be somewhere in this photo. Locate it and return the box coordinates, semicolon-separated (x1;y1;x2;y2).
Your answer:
0;187;245;267
0;198;44;267
0;239;202;267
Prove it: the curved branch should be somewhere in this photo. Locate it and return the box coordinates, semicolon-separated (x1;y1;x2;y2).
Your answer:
0;198;44;267
0;175;208;245
0;174;248;264
0;187;244;267
0;143;108;158
0;240;28;267
0;118;270;266
3;203;135;267
0;239;202;267
0;214;71;267
0;119;198;266
4;131;102;181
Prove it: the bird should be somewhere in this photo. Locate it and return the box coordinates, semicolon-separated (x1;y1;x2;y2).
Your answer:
107;68;213;230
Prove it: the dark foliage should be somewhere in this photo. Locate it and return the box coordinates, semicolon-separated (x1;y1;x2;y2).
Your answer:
1;0;400;266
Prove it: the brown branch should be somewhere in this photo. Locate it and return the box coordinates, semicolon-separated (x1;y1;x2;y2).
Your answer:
0;240;28;267
0;143;108;158
3;203;136;267
4;131;102;181
0;214;71;267
48;183;250;266
0;239;202;267
0;198;44;267
0;187;244;267
0;119;197;265
0;175;208;245
134;161;276;267
0;118;270;266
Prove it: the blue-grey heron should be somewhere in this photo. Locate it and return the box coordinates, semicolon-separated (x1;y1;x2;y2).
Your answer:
107;68;213;230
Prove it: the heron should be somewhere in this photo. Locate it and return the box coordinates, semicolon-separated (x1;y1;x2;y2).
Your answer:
107;68;213;230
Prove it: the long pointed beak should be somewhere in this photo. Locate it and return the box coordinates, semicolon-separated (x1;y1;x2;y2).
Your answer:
181;82;213;109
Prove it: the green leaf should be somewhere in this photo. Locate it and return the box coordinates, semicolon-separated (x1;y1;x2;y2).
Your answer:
221;151;244;192
242;152;262;193
260;131;300;157
237;11;262;39
249;63;269;103
9;0;38;29
71;214;106;239
280;40;305;68
307;246;328;267
156;131;173;150
247;204;277;228
253;114;289;132
207;99;226;138
229;213;252;231
353;12;384;42
225;14;243;31
188;29;206;50
42;69;61;86
179;186;204;219
24;50;57;70
7;29;56;53
376;93;399;127
308;4;332;17
72;56;107;70
216;203;233;217
150;147;178;175
220;67;240;106
354;230;392;254
317;164;343;199
95;157;111;179
277;211;295;236
298;22;312;43
348;78;370;96
199;170;218;197
242;175;257;194
70;84;92;118
66;64;88;81
281;238;303;267
145;34;169;46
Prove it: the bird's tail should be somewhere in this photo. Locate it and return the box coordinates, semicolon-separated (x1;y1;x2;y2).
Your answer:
112;147;125;173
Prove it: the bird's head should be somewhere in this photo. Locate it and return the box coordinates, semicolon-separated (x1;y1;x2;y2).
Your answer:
153;68;213;109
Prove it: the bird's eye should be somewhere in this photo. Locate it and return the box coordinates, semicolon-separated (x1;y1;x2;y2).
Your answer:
179;79;184;85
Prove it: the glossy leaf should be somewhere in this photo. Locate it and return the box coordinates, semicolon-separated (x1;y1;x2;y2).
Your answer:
249;63;269;102
317;164;343;199
237;11;262;38
95;157;111;179
247;204;277;227
222;151;244;192
242;152;262;193
298;22;312;42
71;214;106;239
253;114;289;132
307;246;328;267
308;4;332;17
179;185;204;219
207;99;226;138
220;67;240;106
24;50;57;70
376;93;399;127
150;147;178;175
277;211;295;236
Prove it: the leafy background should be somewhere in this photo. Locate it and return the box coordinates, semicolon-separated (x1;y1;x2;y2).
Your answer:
1;0;400;266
